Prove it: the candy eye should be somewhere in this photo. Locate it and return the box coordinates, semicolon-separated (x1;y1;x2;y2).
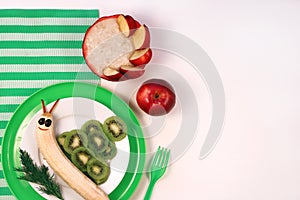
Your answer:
45;119;52;127
38;118;45;125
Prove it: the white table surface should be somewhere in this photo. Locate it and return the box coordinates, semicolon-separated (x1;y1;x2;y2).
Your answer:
2;1;300;199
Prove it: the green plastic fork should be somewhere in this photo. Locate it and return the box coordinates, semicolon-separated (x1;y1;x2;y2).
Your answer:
144;146;171;200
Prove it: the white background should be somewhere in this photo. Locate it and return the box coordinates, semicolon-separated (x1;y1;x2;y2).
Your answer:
2;0;300;199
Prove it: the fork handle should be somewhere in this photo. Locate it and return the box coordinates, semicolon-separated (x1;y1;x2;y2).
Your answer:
144;180;157;200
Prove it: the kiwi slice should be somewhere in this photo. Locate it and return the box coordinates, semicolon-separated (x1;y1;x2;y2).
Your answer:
103;116;127;142
87;131;109;155
87;158;110;185
81;120;103;135
57;131;69;148
71;147;92;172
57;131;71;157
63;129;87;154
100;141;117;160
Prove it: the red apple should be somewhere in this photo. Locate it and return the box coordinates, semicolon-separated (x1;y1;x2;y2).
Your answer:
132;25;150;49
129;48;152;66
136;79;176;116
82;14;152;82
120;65;145;79
117;14;137;37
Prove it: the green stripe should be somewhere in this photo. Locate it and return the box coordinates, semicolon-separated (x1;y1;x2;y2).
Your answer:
0;41;83;49
0;187;12;195
0;105;19;113
0;9;99;198
0;171;4;179
0;72;98;80
0;25;90;33
0;56;84;64
0;9;99;18
0;88;40;96
0;122;8;129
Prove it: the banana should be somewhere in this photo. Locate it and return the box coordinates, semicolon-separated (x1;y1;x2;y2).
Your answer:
36;99;109;200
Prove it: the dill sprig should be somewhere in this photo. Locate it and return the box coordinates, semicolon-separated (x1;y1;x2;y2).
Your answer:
16;149;64;200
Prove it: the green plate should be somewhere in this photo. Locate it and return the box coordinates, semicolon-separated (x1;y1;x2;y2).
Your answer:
1;82;146;200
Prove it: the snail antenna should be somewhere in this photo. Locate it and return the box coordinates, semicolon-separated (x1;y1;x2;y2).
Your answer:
41;100;47;113
49;99;60;114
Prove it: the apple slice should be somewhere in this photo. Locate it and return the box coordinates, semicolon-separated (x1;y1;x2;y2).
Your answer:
120;65;145;79
101;67;126;81
129;48;152;66
117;14;137;37
132;25;150;49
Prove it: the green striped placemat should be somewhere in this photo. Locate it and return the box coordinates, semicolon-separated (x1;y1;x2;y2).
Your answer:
0;9;99;199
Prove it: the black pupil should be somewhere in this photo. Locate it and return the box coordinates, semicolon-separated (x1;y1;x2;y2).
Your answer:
38;118;45;125
45;119;52;127
38;118;52;127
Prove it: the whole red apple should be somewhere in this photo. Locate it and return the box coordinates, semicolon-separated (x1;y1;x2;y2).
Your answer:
136;79;176;116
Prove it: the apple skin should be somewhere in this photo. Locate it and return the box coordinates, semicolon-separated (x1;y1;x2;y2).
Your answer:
135;20;141;28
136;79;176;116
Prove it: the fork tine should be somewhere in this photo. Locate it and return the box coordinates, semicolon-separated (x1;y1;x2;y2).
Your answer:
163;149;171;169
162;147;168;166
151;146;161;167
157;147;165;167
